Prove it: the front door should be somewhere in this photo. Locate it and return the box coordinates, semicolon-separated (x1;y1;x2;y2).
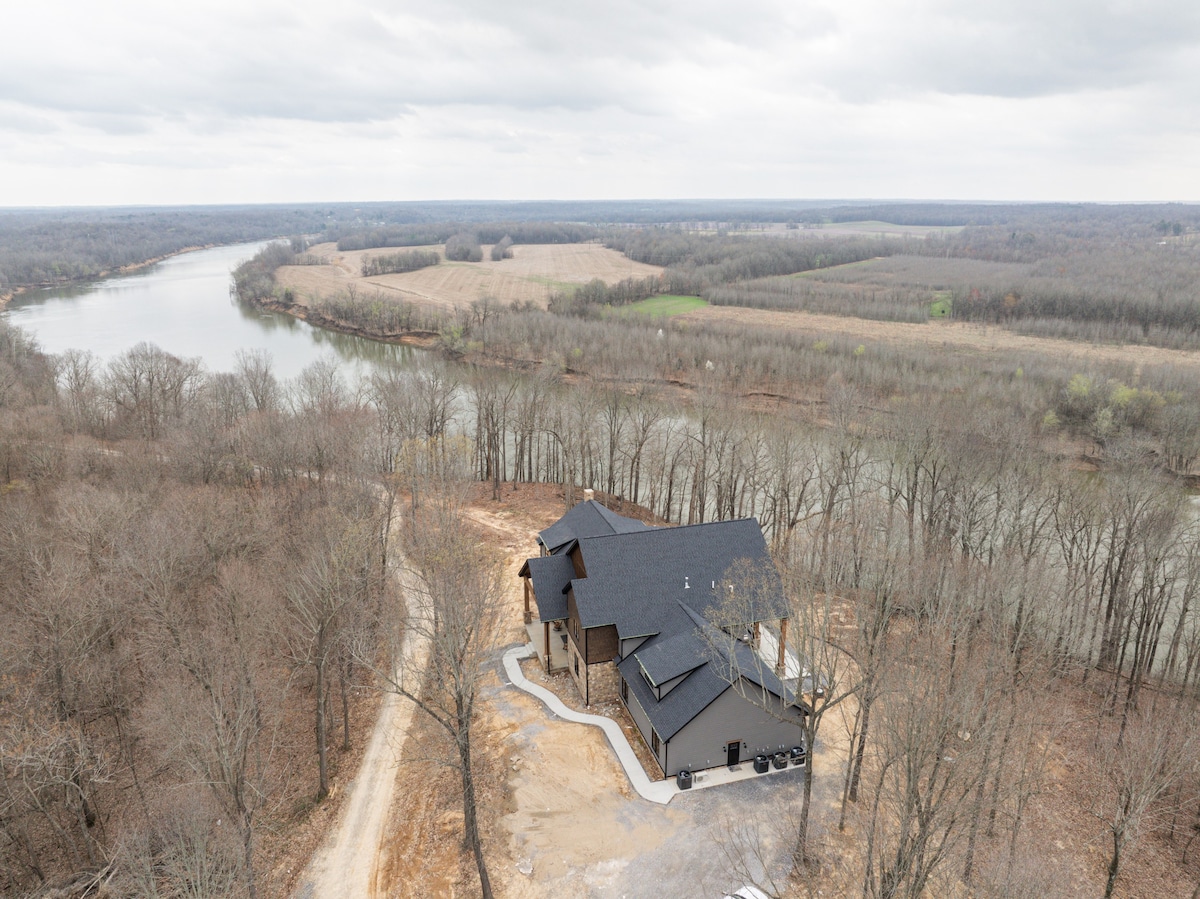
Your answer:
726;740;741;767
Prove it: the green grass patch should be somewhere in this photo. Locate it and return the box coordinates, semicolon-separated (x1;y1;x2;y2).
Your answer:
930;291;953;319
623;295;708;317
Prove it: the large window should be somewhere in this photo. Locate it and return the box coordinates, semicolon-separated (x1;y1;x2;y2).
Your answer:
651;729;661;755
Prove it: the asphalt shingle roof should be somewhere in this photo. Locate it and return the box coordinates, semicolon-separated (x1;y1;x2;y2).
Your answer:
537;500;649;554
570;518;785;635
618;645;731;741
522;509;797;746
523;554;576;622
619;603;798;742
634;631;709;686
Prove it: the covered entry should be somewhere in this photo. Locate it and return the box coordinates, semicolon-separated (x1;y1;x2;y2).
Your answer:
726;740;741;767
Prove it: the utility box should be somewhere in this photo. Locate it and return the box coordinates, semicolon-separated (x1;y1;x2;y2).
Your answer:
676;769;693;790
790;746;807;766
772;752;789;770
753;754;770;774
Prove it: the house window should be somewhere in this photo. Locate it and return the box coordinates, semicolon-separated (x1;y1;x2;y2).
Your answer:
621;678;628;702
574;654;579;676
651;729;661;755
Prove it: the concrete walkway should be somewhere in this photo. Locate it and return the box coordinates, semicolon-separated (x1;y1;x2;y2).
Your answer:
502;644;803;806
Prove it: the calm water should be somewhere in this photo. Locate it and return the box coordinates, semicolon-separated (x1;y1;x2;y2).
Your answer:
3;242;410;380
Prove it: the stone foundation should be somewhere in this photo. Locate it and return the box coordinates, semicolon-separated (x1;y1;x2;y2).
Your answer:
588;660;621;705
565;640;621;706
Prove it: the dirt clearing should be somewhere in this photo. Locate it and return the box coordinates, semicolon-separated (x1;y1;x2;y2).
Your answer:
277;244;662;312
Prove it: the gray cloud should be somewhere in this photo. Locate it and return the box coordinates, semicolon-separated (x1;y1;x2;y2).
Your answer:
2;0;1199;204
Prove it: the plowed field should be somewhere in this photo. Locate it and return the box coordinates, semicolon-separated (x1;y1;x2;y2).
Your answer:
682;305;1200;373
277;243;662;311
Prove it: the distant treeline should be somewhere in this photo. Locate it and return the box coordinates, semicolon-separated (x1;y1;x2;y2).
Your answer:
9;201;1200;295
0;206;335;291
334;221;598;252
361;249;440;276
605;229;904;278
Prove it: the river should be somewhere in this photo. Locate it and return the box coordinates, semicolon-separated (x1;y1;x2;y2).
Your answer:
2;242;411;380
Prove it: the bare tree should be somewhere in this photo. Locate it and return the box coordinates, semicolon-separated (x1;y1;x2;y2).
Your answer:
286;505;382;800
707;555;856;868
371;466;504;899
1092;696;1200;899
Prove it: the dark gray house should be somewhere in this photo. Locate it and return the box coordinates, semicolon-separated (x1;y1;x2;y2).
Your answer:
519;500;806;777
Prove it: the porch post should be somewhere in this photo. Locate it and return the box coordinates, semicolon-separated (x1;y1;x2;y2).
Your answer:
543;620;551;672
776;617;788;676
753;621;761;649
523;577;532;624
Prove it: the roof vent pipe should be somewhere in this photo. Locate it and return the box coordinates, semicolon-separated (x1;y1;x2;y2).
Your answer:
684;577;690;589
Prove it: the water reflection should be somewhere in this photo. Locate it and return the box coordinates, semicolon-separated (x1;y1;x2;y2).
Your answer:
4;242;413;380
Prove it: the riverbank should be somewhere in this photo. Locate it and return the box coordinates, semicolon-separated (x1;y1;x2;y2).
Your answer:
249;293;445;350
0;244;217;311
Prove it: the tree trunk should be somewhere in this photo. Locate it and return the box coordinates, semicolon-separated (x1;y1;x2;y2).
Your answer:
457;720;493;899
242;813;258;899
341;656;352;752
315;653;329;800
849;695;871;802
795;750;814;866
1104;831;1121;899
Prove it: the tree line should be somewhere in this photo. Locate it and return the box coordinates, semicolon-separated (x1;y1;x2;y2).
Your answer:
360;249;440;277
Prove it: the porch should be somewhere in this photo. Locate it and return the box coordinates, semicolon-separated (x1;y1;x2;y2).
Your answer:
526;618;570;672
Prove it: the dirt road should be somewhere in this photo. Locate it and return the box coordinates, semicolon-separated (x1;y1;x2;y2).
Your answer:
294;565;430;898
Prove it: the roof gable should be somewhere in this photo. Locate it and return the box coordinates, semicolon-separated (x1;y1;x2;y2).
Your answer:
570;518;785;638
537;500;649;554
522;554;575;622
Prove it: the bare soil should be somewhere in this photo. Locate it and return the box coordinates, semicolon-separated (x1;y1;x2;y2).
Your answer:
683;305;1200;374
277;244;663;311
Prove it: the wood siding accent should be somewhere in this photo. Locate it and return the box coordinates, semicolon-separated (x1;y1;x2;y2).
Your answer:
585;624;619;664
568;544;587;579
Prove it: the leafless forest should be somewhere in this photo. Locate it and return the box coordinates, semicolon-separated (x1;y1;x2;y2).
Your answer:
6;202;1200;898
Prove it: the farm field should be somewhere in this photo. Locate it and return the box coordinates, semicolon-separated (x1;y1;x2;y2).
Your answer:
620;294;707;317
795;254;1032;287
681;304;1200;373
276;242;662;311
803;220;965;238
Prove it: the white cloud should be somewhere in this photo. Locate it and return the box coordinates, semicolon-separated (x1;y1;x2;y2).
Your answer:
2;0;1199;204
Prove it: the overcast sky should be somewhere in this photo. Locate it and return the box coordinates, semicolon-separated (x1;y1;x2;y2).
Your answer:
4;0;1199;206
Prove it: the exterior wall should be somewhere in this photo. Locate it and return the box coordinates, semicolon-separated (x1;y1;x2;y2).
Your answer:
657;669;692;698
564;632;620;706
620;635;651;657
663;683;804;777
566;591;583;650
566;632;587;702
621;678;667;774
588;660;620;704
568;544;587;578
585;624;619;664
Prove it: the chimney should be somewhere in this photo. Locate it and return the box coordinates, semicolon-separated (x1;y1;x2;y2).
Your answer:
584;488;595;503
